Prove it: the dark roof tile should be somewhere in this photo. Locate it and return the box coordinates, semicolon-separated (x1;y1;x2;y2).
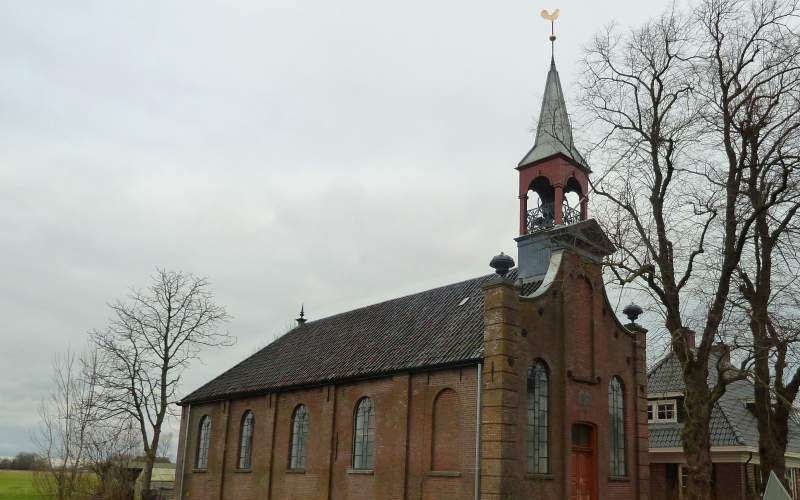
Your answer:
182;272;521;403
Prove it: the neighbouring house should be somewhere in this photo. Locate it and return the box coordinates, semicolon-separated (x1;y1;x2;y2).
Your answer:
648;343;800;500
173;46;651;500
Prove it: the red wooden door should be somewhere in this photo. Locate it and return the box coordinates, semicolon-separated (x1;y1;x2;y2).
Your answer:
570;424;596;500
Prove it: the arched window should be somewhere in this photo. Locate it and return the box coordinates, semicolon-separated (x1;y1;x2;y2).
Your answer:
238;410;254;470
195;415;211;470
527;360;549;474
352;397;375;470
289;405;309;470
609;377;626;476
431;389;459;471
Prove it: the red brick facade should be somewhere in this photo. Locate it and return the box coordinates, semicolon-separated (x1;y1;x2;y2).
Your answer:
176;367;480;500
174;247;649;500
479;250;648;500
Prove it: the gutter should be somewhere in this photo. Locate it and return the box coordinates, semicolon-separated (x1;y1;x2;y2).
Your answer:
475;362;482;500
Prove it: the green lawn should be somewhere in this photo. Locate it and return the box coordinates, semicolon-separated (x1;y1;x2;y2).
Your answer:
0;470;47;500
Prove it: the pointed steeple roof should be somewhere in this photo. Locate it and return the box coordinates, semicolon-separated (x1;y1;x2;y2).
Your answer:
518;58;588;170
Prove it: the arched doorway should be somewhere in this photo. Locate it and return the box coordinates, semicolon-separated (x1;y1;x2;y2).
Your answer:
570;423;597;500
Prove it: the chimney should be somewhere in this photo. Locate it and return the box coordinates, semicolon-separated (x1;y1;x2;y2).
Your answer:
671;330;696;353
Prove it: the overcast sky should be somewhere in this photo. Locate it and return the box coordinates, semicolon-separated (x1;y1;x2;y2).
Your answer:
0;0;665;458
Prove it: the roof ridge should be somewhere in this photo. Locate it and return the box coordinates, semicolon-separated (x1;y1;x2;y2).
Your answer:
300;271;499;327
647;350;675;379
714;396;747;446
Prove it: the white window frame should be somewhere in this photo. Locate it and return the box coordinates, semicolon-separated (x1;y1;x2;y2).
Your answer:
647;399;678;423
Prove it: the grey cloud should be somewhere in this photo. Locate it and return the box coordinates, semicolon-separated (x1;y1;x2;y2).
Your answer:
0;0;659;457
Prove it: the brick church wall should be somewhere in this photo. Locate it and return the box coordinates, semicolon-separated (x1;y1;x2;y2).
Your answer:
176;366;479;500
479;250;648;500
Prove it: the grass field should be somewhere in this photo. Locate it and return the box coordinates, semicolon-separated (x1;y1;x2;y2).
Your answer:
0;470;47;500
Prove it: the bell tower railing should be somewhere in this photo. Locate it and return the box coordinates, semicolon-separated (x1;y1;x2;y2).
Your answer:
526;202;581;233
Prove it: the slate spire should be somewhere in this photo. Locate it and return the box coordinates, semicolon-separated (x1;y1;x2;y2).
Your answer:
518;57;588;170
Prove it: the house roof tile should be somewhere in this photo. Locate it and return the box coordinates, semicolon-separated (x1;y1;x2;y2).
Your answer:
647;351;800;452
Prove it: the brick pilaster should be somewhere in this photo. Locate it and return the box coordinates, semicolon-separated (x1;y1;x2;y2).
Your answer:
629;323;650;500
480;278;520;500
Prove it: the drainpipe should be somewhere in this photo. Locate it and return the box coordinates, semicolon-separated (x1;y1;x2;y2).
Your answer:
177;404;191;499
475;362;482;500
218;401;230;500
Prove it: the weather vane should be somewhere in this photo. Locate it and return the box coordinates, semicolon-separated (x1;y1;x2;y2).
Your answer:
540;8;560;58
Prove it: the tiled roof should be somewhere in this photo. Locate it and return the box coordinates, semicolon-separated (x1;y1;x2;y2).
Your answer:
647;351;800;452
183;271;533;404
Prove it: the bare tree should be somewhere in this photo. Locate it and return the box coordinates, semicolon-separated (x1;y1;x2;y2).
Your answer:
576;1;800;497
34;348;102;500
92;269;232;500
703;0;800;488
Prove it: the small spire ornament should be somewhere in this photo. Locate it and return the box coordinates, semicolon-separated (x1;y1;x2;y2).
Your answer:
296;304;307;326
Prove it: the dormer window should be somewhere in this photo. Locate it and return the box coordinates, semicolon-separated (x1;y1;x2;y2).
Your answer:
647;399;677;423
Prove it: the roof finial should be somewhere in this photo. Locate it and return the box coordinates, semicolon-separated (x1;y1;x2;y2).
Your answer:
540;9;560;61
296;304;307;326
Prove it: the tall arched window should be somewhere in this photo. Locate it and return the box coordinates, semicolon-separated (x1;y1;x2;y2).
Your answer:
431;389;459;471
195;415;211;470
289;405;309;470
352;397;375;470
609;377;626;476
527;360;549;474
238;410;254;470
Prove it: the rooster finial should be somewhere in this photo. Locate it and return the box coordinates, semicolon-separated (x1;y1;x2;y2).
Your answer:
540;9;560;57
540;9;560;23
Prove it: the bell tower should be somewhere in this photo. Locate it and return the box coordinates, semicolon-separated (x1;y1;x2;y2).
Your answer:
514;18;608;287
516;57;589;236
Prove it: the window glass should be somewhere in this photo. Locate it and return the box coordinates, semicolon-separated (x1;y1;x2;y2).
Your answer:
609;377;626;476
238;411;254;469
352;398;375;469
289;405;309;470
196;415;211;470
571;423;592;447
648;399;678;423
527;361;549;474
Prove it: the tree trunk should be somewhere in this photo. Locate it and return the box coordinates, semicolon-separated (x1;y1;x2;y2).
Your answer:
140;452;155;500
683;364;715;500
755;389;791;492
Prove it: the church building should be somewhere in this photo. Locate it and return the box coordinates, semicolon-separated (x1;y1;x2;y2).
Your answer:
174;51;650;500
